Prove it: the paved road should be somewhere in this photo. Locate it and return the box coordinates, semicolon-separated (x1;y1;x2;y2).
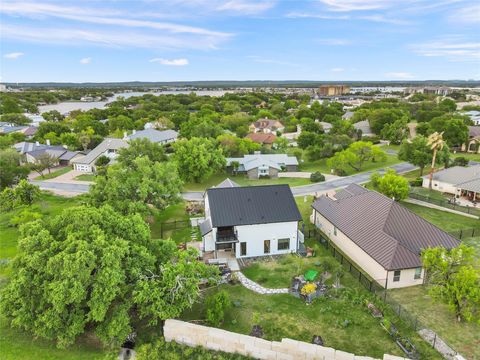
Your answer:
32;162;417;199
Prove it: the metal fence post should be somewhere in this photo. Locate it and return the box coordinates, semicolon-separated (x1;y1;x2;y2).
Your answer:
433;333;437;348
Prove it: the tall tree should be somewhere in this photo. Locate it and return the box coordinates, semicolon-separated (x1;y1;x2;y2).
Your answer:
173;138;226;183
0;149;29;189
427;132;445;189
117;138;166;168
370;169;409;201
0;205;216;348
398;136;432;176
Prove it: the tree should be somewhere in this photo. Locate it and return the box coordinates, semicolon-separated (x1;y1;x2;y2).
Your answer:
205;291;231;326
0;205;216;348
89;157;182;215
368;108;405;134
398;136;432;176
380;117;408;144
173;138;226;183
273;137;289;152
31;153;57;176
430;115;469;148
297;131;318;149
422;245;480;323
327;141;386;174
59;132;80;150
180;117;223;139
14;179;40;205
370;169;409;201
217;134;260;157
0;149;29;189
230;160;240;175
427;132;445;189
0;113;31;125
35;121;71;140
41;110;64;122
117;138;166;168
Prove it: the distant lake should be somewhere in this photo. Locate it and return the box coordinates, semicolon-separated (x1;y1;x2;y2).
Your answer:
37;90;232;114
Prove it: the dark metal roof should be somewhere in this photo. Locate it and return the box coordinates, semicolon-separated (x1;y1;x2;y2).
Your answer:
206;184;302;227
312;184;460;270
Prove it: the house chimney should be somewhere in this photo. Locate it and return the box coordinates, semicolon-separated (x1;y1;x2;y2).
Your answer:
46;139;51;146
35;141;40;146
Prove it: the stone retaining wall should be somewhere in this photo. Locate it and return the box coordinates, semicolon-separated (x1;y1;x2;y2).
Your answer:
164;319;410;360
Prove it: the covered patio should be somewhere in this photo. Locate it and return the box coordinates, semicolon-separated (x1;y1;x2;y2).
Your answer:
457;178;480;206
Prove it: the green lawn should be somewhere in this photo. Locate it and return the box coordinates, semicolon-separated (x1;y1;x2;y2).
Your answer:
33;167;72;180
149;201;193;243
452;152;480;162
0;316;106;360
183;172;311;192
299;154;402;175
388;287;480;360
409;187;452;201
74;174;96;181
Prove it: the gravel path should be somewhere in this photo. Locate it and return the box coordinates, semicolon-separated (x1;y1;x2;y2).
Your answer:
236;272;289;295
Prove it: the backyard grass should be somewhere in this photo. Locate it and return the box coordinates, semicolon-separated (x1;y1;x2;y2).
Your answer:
74;174;96;181
149;201;193;243
0;315;106;360
409;186;452;201
388;287;480;359
33;166;72;180
452;152;480;162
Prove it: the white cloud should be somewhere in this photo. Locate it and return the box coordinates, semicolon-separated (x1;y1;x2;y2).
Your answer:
80;57;92;64
411;37;480;62
149;58;189;66
331;67;345;72
318;0;391;12
217;0;275;15
317;38;351;45
3;52;24;59
385;72;415;79
285;12;350;20
448;4;480;24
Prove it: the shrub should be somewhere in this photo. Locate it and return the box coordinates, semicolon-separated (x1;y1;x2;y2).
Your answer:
310;171;325;183
452;156;469;167
205;291;232;326
9;207;42;227
409;177;423;187
361;135;380;144
301;283;317;296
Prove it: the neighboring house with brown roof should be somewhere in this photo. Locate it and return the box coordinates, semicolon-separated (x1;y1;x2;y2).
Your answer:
249;118;284;134
245;133;277;147
311;184;459;289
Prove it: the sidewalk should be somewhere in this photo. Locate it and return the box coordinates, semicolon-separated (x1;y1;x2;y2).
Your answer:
404;198;479;219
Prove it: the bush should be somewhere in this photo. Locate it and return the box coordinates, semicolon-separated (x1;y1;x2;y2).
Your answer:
259;174;270;179
452;156;469;167
409;177;423;187
205;291;232;326
310;171;325;183
361;135;380;144
9;207;42;227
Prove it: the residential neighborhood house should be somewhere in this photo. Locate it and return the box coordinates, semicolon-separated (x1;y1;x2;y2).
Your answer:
245;132;277;147
226;153;298;179
311;184;459;289
249;118;284;133
461;126;480;154
13;141;84;166
200;184;303;260
72;138;128;173
353;120;374;137
423;165;480;203
125;128;178;145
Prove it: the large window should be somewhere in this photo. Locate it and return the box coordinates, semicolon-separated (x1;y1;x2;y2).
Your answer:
414;267;422;280
393;270;401;282
240;242;247;256
277;238;290;251
264;240;270;254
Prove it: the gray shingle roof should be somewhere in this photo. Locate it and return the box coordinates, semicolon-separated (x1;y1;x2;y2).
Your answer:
72;138;128;165
127;129;178;143
226;154;298;171
430;165;480;185
457;178;480;193
312;184;459;270
206;184;302;227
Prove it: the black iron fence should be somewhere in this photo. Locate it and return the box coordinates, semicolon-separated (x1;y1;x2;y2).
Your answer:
448;227;480;240
305;226;461;356
409;191;480;216
159;220;190;238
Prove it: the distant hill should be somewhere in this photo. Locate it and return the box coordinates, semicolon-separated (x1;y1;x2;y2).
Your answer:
3;80;480;89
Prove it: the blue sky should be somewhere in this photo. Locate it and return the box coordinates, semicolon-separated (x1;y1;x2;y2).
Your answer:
1;0;479;82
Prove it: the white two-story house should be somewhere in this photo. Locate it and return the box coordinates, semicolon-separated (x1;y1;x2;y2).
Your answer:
200;183;303;259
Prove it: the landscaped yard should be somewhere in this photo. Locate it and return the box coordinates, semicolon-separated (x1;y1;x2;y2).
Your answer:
149;201;193;243
74;174;96;181
299;154;402;175
33;166;72;180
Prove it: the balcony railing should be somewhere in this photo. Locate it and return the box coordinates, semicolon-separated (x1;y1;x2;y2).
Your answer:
216;231;238;243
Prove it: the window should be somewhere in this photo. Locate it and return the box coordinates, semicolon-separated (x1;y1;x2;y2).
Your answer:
277;238;290;251
240;242;247;256
414;268;422;280
393;270;401;282
264;240;270;254
333;227;337;236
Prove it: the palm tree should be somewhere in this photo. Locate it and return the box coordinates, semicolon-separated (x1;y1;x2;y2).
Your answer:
427;132;445;190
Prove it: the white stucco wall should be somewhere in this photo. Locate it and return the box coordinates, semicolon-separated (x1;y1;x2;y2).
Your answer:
422;178;458;195
235;221;298;258
312;209;424;289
